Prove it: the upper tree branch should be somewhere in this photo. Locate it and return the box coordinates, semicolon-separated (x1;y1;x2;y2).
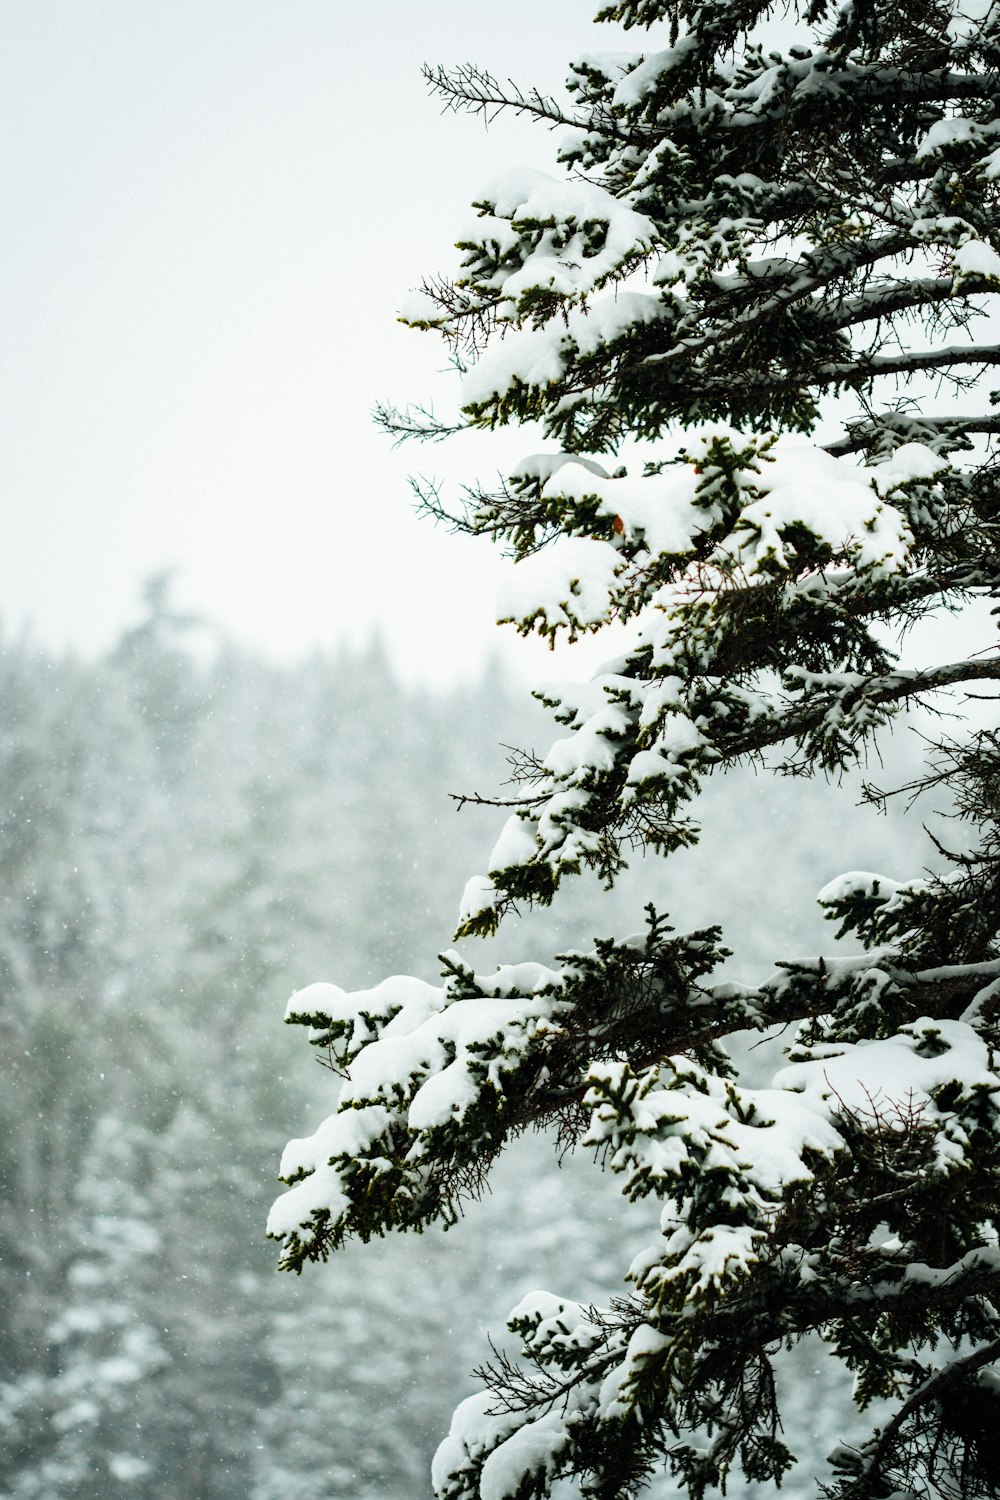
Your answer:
421;63;612;136
844;1335;1000;1498
825;413;1000;454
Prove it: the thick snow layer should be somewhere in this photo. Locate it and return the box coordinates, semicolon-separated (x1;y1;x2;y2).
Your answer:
463;167;660;303
587;1055;844;1205
947;0;1000;42
954;239;1000;281
580;1021;1000;1305
871;441;950;491
507;1291;601;1359
433;1391;523;1499
915;115;985;158
518;453;729;556
496;434;920;641
284;975;443;1051
269;960;575;1247
461;291;669;407
510;452;610;486
496;536;622;635
817;870;907;904
488;815;541;874
718;441;912;576
477;169;652;243
543;681;632;781
598;1321;670;1420
462;327;568;405
459;874;499;924
775;1017;998;1132
478;1416;569;1500
434;1393;572;1500
611;44;697;108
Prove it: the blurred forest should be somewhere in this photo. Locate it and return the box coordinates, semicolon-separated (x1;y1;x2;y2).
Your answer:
0;580;943;1499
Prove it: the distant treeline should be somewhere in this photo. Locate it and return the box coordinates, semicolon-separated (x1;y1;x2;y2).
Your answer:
0;581;936;1500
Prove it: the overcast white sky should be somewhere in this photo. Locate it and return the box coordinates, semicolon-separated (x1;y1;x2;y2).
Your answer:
2;0;648;685
5;2;993;692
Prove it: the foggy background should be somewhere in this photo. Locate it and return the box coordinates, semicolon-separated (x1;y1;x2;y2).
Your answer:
0;596;940;1498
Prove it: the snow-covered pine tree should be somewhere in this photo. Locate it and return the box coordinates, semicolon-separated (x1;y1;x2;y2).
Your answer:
268;2;1000;1497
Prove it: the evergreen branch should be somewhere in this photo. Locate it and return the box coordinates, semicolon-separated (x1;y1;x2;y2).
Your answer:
422;63;591;133
737;657;1000;761
854;69;1000;102
825;415;1000;455
516;951;1000;1128
819;277;958;334
477;1339;624;1420
408;475;468;530
449;788;550;810
373;400;465;445
819;342;1000;383
840;1336;1000;1499
641;271;962;407
711;232;914;310
273;12;1000;1499
402;274;506;354
643;233;917;369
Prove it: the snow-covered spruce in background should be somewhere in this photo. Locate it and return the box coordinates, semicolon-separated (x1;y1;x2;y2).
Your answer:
269;2;1000;1498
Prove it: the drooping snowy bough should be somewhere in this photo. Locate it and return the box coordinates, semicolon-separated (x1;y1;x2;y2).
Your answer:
269;2;1000;1497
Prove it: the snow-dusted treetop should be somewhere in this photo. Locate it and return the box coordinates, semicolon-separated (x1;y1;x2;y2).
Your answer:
271;2;1000;1498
